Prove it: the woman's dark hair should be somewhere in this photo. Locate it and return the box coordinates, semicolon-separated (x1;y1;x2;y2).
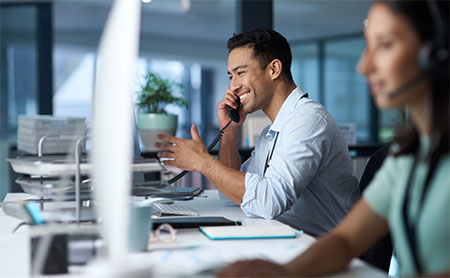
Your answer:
227;29;294;82
378;0;449;161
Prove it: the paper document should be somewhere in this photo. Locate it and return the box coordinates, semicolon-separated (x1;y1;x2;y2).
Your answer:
200;225;301;240
145;236;314;277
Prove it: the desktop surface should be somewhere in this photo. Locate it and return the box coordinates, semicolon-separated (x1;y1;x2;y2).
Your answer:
0;190;386;278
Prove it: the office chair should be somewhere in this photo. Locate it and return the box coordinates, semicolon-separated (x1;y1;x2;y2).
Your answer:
358;144;393;272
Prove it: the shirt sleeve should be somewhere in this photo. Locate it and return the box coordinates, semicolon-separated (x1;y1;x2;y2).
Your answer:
241;113;331;219
363;156;396;219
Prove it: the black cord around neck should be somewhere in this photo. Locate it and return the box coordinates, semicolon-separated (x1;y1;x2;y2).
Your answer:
402;154;440;273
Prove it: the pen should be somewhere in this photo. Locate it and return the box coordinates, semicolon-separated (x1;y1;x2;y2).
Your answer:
22;201;44;225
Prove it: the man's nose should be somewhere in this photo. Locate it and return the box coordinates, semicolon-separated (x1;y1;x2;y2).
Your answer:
230;79;242;94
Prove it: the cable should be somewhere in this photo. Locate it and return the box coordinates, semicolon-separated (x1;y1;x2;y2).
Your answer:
167;119;233;184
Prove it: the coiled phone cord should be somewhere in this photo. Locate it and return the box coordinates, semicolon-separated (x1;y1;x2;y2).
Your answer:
166;119;233;185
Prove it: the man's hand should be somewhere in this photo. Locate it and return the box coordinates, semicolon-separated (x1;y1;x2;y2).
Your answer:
217;87;247;129
217;259;293;277
155;124;210;172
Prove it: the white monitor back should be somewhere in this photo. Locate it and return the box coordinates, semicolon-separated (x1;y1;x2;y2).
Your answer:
92;0;141;259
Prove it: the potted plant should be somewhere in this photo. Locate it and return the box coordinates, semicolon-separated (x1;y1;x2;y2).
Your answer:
136;72;188;152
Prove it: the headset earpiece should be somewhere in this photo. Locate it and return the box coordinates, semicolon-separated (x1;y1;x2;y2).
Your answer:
388;0;448;99
426;0;449;68
418;42;432;71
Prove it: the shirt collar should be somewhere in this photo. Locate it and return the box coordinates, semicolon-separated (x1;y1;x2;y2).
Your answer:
266;87;307;136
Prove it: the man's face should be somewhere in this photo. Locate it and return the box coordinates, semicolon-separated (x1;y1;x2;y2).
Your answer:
227;46;272;114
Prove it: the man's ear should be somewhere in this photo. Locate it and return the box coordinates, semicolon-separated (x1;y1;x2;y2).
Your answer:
268;59;282;80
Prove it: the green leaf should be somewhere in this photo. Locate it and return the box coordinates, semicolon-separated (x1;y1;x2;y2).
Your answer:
136;72;188;114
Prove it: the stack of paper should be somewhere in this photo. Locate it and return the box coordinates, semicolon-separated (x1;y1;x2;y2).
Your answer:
17;115;86;154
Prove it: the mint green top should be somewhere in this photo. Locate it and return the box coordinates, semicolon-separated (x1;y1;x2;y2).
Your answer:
364;138;449;276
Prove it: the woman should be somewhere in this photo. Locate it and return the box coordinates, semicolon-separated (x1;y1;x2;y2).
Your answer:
218;1;449;277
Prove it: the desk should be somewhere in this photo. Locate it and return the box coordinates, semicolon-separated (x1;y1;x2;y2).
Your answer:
0;190;386;277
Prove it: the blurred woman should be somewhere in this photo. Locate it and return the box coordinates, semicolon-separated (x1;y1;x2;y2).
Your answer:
218;0;449;276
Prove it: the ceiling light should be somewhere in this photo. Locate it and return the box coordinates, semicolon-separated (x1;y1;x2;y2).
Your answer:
142;0;152;3
181;0;190;12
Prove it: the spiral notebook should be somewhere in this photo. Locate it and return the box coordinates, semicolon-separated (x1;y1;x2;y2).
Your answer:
199;225;301;240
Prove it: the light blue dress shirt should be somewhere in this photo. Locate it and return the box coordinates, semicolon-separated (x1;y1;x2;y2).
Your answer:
222;87;360;236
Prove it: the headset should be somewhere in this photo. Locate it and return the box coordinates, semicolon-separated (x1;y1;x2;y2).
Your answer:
388;0;449;99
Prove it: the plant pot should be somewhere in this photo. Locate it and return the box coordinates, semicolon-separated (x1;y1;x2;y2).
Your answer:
137;113;178;152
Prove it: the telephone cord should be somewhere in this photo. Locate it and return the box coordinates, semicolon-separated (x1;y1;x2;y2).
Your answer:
167;119;233;185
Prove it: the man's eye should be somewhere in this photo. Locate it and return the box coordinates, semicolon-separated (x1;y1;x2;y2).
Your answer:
379;42;393;49
237;71;244;76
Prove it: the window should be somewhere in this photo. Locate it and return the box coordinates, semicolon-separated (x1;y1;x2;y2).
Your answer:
53;46;95;122
289;37;373;143
291;43;319;101
0;4;39;200
324;38;370;142
275;1;383;144
0;5;38;139
135;57;190;147
379;109;402;143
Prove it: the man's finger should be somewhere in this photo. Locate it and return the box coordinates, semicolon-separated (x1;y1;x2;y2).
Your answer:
191;124;202;141
225;96;238;108
157;151;175;159
160;159;175;166
156;133;179;144
155;142;176;152
225;87;236;96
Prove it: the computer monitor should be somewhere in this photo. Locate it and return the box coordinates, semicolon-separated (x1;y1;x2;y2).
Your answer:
91;0;141;259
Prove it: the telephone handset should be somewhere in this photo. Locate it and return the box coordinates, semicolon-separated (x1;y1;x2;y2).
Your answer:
226;97;241;123
166;98;241;185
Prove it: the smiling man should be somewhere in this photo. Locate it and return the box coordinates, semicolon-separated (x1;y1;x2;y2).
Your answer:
156;29;360;236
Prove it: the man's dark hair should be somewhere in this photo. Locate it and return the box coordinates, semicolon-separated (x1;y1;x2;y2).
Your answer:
227;29;293;82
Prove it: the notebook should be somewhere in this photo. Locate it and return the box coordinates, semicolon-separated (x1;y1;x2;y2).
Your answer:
152;216;241;229
152;187;204;198
199;225;301;240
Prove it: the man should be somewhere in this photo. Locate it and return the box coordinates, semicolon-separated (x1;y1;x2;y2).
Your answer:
156;29;359;236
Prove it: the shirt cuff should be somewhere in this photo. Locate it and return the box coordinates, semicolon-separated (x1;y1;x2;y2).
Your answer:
240;172;265;217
